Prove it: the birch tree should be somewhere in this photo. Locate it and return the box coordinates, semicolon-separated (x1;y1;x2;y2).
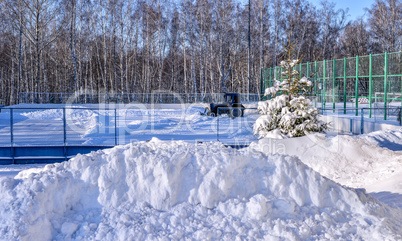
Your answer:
368;0;402;52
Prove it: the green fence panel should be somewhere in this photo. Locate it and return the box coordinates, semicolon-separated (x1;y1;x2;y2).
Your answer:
369;54;373;118
384;52;388;119
343;57;347;113
260;51;402;120
355;56;359;116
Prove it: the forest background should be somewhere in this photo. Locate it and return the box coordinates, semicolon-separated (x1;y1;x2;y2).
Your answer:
0;0;400;105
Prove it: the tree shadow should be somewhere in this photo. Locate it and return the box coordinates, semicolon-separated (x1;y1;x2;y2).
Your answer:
369;191;402;209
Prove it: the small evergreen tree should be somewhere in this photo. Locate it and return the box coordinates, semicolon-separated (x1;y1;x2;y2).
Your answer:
254;43;328;138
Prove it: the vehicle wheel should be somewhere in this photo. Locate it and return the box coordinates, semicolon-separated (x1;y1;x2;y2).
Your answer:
209;112;216;117
230;108;242;119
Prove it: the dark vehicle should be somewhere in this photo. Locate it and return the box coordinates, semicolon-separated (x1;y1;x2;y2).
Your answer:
202;93;245;119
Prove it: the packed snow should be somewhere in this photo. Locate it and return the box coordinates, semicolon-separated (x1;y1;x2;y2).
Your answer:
252;131;402;208
0;105;402;240
0;136;401;240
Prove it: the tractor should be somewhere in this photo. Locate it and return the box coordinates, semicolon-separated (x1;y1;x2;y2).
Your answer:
201;93;245;119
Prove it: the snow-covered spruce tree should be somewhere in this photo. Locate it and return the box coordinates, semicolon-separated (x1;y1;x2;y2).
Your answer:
254;44;328;138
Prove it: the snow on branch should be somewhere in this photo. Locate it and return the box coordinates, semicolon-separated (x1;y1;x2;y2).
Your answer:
254;43;327;138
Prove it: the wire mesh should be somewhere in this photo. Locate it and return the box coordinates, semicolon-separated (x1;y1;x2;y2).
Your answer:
388;52;402;76
262;51;402;120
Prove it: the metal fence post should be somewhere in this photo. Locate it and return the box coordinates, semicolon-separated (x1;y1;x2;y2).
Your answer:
355;56;359;116
264;68;268;100
63;108;67;146
306;62;310;78
344;57;347;114
306;62;310;102
384;52;388;120
314;61;317;107
217;108;220;142
10;108;14;164
299;63;302;78
350;119;353;133
361;108;364;134
323;60;326;109
398;107;402;125
260;68;264;99
115;108;118;145
10;108;14;146
369;54;373;118
333;59;336;112
269;67;272;87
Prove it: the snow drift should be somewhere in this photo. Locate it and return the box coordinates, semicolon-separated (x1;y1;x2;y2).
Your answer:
0;139;400;240
252;132;402;196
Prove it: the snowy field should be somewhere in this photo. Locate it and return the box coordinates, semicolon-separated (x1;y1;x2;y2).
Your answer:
1;102;400;146
0;104;259;146
0;104;401;240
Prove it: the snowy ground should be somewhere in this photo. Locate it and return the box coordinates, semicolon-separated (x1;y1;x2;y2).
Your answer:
1;102;400;146
0;104;259;146
0;104;401;240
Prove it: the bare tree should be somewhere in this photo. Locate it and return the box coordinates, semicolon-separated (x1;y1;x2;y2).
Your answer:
21;0;64;99
0;0;367;105
1;0;25;104
340;18;371;57
318;0;348;59
271;0;283;67
368;0;402;52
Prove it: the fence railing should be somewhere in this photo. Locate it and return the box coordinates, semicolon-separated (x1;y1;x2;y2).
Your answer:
214;106;402;142
261;51;402;120
1;105;264;148
0;105;400;158
18;92;261;104
1;107;120;147
319;107;402;134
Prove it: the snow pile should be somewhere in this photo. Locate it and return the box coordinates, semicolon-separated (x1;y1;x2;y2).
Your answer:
20;108;105;135
21;109;64;120
66;109;103;135
252;133;402;199
359;127;402;151
0;139;401;240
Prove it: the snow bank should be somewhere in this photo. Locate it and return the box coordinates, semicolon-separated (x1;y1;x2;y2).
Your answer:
359;127;402;151
21;109;64;120
0;139;400;240
20;108;108;135
252;133;402;196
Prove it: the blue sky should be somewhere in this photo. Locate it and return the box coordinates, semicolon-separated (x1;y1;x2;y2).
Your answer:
305;0;376;20
239;0;377;21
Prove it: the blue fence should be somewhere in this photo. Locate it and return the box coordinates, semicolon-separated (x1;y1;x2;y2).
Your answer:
1;107;120;147
0;106;122;164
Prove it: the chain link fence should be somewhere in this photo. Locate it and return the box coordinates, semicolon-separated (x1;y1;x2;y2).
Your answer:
262;51;402;120
18;92;261;105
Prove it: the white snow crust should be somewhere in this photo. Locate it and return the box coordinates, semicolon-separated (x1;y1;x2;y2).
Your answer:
0;138;401;240
252;132;402;200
